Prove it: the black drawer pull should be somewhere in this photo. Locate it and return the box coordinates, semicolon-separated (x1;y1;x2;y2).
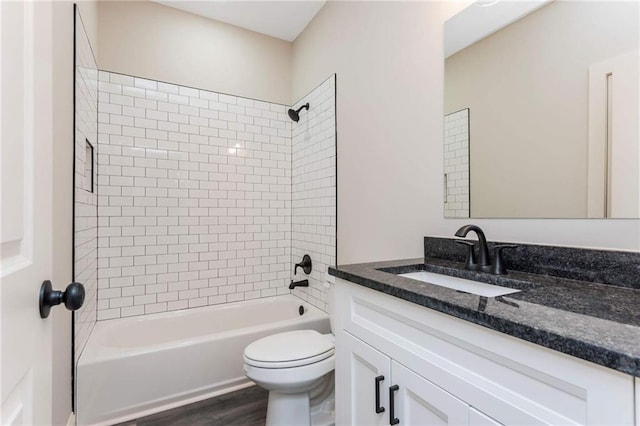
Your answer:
375;375;385;413
389;384;399;425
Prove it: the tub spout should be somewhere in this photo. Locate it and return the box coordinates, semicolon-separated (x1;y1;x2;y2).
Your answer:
289;279;309;290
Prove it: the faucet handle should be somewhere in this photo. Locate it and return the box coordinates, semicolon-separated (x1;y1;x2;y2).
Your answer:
492;245;518;275
455;240;477;270
294;254;312;275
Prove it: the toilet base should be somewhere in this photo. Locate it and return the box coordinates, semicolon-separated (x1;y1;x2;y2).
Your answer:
266;391;310;426
264;372;334;426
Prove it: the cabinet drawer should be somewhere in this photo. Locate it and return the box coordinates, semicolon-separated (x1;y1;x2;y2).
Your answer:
337;278;634;425
339;331;474;426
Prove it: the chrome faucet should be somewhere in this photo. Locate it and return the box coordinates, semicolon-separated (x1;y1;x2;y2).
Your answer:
455;224;491;271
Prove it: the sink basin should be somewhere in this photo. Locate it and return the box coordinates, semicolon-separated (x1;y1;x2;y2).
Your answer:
399;271;521;298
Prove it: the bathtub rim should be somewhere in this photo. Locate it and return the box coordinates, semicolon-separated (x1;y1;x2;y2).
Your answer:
78;294;328;363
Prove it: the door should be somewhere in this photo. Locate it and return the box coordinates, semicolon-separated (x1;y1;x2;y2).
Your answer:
391;361;469;426
338;331;391;426
1;1;54;424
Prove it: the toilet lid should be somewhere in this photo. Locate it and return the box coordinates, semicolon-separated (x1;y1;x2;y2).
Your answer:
244;330;334;368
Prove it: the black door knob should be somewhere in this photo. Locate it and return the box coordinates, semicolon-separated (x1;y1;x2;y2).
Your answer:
39;280;85;318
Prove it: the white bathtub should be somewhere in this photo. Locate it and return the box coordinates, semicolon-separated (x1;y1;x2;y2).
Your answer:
76;295;330;426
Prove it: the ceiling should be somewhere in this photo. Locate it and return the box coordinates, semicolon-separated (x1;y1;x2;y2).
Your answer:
153;1;326;42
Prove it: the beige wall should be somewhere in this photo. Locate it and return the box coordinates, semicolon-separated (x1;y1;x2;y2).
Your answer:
77;1;98;57
293;1;469;263
292;0;639;263
98;1;292;105
445;1;638;218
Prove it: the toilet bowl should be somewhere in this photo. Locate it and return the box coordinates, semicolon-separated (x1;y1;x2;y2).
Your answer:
243;329;335;426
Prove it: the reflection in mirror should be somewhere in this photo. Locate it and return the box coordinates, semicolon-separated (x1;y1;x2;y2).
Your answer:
444;109;470;218
444;0;639;219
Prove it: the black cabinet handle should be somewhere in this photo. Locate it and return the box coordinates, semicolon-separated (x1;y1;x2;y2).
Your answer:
375;375;385;413
389;384;399;425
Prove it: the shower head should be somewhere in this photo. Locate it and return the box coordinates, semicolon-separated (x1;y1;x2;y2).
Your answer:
287;103;309;122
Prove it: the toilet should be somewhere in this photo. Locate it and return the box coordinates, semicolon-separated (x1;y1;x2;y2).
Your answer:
243;284;335;426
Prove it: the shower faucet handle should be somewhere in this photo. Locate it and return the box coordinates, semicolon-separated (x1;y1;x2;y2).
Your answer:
294;254;312;275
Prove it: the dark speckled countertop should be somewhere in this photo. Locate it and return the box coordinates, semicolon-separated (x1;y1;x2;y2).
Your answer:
329;255;640;377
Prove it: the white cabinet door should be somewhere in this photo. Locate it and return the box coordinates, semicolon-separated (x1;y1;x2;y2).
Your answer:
1;1;55;425
469;408;503;426
391;361;469;426
635;378;640;426
338;331;391;426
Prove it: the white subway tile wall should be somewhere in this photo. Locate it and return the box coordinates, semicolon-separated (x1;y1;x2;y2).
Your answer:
444;109;470;218
74;9;99;362
97;71;293;319
291;75;337;312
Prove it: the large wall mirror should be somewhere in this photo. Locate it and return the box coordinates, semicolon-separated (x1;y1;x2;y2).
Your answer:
444;0;639;219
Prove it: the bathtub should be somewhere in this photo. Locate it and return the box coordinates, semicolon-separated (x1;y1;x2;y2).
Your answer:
76;295;330;426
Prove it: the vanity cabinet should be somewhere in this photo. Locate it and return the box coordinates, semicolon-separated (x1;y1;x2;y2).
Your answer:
339;331;470;425
334;278;636;426
468;408;501;426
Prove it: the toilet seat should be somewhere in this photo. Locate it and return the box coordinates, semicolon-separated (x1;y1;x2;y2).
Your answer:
243;353;335;391
244;330;335;369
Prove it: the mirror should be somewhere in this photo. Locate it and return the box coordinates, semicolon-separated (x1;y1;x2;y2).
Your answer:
444;0;639;218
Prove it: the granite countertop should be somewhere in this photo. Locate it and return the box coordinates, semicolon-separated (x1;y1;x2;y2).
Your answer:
329;257;640;376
